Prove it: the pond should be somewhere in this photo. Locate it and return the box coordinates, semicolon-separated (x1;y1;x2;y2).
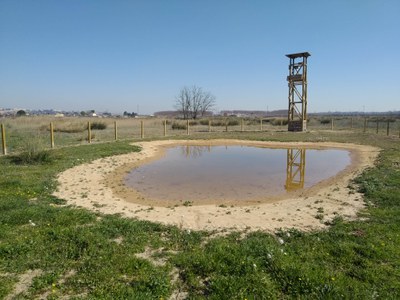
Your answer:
124;145;351;204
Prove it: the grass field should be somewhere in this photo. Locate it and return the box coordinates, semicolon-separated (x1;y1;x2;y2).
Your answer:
0;121;399;299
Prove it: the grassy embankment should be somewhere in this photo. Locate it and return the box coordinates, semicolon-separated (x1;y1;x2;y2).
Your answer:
0;130;399;299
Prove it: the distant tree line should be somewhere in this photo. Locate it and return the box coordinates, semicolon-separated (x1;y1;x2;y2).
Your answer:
123;111;137;117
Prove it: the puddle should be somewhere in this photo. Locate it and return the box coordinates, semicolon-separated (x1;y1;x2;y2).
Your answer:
124;145;351;204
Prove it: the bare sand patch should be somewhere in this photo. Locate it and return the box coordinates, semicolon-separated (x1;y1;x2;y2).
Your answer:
53;140;379;232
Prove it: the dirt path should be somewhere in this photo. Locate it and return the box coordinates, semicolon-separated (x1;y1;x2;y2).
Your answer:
53;140;379;232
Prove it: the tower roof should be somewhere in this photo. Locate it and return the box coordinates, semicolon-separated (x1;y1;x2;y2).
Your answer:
286;52;311;58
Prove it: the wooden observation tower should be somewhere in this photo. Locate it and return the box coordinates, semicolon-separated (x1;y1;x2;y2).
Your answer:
286;52;310;131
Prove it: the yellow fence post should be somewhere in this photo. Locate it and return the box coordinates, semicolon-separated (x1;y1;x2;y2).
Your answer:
1;124;6;155
187;120;190;135
164;120;167;137
141;120;144;139
87;121;91;143
50;122;55;148
114;121;118;140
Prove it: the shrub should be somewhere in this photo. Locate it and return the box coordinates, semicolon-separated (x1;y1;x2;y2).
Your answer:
199;119;210;126
10;139;53;165
369;117;396;123
211;120;225;126
227;119;240;126
40;123;86;133
271;118;288;126
320;118;331;124
88;121;107;130
16;110;27;116
171;122;187;130
245;119;260;125
210;119;239;127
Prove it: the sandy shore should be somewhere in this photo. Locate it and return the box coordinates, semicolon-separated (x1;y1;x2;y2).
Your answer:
53;140;379;232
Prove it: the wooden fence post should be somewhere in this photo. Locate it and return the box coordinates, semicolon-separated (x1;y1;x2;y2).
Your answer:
225;119;228;132
241;118;244;132
50;122;55;148
164;120;167;137
331;118;334;130
376;121;379;134
1;124;6;155
141;120;144;139
87;121;91;143
187;120;190;135
363;118;367;133
208;120;211;132
114;121;118;140
350;117;353;129
260;118;263;131
386;121;390;136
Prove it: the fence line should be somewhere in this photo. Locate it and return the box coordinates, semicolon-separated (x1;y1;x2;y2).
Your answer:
0;116;399;155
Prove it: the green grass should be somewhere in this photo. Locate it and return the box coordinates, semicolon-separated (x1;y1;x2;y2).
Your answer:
0;132;399;298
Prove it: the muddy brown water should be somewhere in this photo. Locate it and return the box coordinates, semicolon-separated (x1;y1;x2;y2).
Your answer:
124;145;351;204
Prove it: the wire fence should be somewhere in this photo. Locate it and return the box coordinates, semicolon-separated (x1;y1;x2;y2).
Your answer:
1;116;399;155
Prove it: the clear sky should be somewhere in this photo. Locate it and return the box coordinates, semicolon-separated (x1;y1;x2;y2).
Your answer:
0;0;399;114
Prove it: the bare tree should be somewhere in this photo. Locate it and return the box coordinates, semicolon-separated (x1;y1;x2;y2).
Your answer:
175;85;216;119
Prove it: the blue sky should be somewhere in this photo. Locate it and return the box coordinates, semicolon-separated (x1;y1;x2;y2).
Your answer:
0;0;399;114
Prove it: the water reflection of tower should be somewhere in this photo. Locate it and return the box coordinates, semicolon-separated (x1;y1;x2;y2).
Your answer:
285;148;306;191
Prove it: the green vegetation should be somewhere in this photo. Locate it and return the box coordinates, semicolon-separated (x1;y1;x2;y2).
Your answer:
10;137;53;165
52;123;86;133
270;118;289;126
171;121;187;130
320;118;331;125
89;121;107;130
0;130;399;298
16;110;27;117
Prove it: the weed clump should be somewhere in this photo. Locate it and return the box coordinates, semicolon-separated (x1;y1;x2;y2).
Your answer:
171;122;187;130
88;121;107;130
271;118;289;126
10;139;53;165
320;118;331;125
211;119;239;126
